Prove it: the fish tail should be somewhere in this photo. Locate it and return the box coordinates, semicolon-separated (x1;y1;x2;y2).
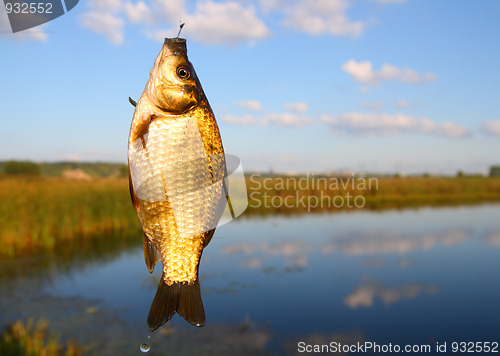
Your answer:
147;274;205;331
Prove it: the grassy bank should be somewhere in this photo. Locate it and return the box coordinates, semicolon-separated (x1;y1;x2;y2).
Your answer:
0;177;138;256
1;175;500;255
0;318;85;356
245;174;500;215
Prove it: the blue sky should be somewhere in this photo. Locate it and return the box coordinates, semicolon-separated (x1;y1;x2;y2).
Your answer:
1;0;499;174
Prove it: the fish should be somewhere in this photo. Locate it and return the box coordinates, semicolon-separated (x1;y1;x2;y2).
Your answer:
127;37;228;331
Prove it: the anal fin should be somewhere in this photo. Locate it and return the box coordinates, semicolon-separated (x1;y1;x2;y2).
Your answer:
143;233;160;273
147;274;205;331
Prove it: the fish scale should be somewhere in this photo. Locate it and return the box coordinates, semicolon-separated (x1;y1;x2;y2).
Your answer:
128;37;226;329
132;114;222;283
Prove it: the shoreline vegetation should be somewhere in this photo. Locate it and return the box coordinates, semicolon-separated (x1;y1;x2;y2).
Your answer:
0;318;85;356
245;173;500;215
1;172;500;256
0;177;137;256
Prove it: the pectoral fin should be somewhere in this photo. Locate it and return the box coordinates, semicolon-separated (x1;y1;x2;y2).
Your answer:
147;275;205;331
203;229;215;248
128;166;140;211
143;233;160;273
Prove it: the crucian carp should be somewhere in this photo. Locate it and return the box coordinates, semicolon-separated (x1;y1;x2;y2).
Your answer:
128;36;228;331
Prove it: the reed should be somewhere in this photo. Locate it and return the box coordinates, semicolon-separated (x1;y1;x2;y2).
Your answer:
1;175;500;255
0;318;85;356
0;177;139;256
245;174;500;214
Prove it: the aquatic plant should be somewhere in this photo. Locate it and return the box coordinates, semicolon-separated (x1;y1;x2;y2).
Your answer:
0;318;85;356
0;177;139;256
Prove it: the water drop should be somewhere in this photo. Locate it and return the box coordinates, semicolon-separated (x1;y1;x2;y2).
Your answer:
140;343;150;353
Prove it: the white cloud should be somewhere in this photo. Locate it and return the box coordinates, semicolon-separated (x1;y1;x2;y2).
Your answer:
80;0;270;45
342;59;437;85
80;12;124;45
183;1;271;45
0;8;47;41
283;102;308;113
14;27;47;41
79;0;125;45
262;113;313;127
137;0;271;45
238;100;263;111
124;1;153;23
224;111;313;127
222;114;256;126
395;99;410;109
145;28;176;43
481;120;500;136
321;113;470;138
264;0;364;37
124;0;178;26
260;0;282;14
88;0;122;12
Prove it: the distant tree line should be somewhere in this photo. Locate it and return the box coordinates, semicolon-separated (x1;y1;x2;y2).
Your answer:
1;160;499;178
3;161;41;176
1;160;129;178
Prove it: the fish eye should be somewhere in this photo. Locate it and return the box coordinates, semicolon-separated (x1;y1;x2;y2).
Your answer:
176;66;191;79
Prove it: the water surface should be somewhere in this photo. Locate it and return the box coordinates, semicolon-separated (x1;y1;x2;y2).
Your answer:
1;204;499;354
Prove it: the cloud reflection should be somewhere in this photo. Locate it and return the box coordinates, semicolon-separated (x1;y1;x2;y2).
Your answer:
483;230;500;247
323;228;469;255
223;243;257;255
240;257;262;269
344;282;438;308
222;228;472;272
225;240;311;271
223;227;472;273
261;241;311;256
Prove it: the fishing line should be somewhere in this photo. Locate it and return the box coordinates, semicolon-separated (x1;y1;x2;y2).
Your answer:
176;0;185;38
179;0;183;26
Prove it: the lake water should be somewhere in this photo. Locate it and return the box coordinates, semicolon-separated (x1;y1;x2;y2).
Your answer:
1;204;499;355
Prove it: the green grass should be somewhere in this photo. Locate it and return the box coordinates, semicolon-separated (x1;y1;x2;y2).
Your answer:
1;175;500;256
0;161;128;178
0;318;86;356
0;176;139;256
245;175;500;215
